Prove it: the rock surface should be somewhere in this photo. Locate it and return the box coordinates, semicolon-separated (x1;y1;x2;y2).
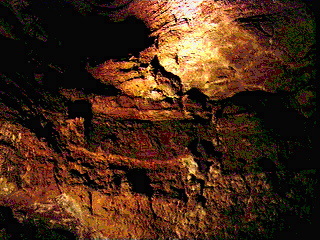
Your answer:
0;0;316;239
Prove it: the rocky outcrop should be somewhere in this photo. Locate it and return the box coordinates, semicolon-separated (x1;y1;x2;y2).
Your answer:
0;0;316;239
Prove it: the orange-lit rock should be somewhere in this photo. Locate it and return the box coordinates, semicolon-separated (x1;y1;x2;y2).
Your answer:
0;0;316;239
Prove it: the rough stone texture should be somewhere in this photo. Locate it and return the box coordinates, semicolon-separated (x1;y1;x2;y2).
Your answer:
0;0;316;239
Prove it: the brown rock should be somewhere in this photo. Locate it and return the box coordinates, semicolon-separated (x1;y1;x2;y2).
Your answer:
0;0;316;239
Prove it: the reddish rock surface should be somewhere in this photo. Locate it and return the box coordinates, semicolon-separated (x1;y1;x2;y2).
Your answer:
0;0;316;239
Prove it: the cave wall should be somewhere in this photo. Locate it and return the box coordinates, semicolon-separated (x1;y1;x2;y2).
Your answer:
0;0;316;239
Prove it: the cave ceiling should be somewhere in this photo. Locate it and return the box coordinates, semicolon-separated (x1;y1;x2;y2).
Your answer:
0;0;316;239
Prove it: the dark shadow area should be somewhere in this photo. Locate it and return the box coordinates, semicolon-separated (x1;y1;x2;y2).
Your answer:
274;212;316;240
256;157;287;195
222;91;309;137
195;194;207;208
150;56;182;94
170;186;188;203
0;73;66;153
113;174;122;188
87;0;134;11
1;0;152;97
21;116;63;153
236;158;247;171
217;91;315;170
41;66;122;96
68;100;93;141
25;116;49;139
28;1;154;63
0;72;67;118
187;138;217;172
68;100;92;120
185;88;210;111
126;169;153;197
0;3;25;38
44;122;64;153
0;206;77;240
195;158;213;173
221;157;248;175
257;157;277;172
188;138;220;159
0;38;28;73
61;68;123;96
0;1;30;73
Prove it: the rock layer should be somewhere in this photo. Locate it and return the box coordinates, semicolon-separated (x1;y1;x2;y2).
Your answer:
0;0;316;239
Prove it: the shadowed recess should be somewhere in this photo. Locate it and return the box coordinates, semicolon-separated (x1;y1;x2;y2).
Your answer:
126;169;153;197
0;206;77;240
68;99;93;142
186;88;210;110
219;91;309;137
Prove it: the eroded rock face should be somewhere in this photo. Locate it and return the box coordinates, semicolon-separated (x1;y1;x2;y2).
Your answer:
0;0;316;239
